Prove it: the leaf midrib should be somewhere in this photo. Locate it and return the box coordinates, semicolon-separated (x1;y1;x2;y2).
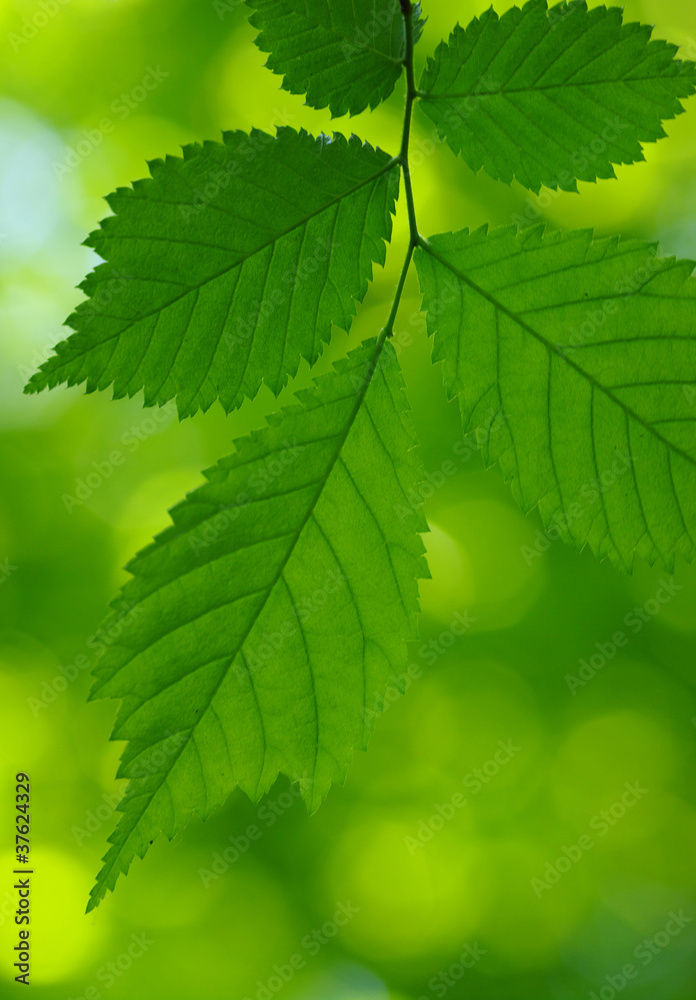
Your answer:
421;241;696;471
90;334;387;907
420;72;696;100
31;159;398;383
257;0;405;64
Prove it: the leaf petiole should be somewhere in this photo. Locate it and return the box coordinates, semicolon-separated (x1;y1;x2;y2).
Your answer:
385;0;421;340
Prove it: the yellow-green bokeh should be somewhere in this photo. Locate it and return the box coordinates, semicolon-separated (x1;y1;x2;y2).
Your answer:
1;1;696;998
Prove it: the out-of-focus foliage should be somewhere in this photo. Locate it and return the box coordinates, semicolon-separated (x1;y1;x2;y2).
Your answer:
1;1;696;998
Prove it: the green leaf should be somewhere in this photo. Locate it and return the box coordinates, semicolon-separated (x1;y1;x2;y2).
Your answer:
247;0;424;118
25;129;399;418
86;336;427;911
418;0;696;192
416;225;696;571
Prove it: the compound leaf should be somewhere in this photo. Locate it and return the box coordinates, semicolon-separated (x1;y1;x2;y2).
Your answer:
86;336;427;911
418;0;696;192
416;225;696;571
25;129;399;417
247;0;424;118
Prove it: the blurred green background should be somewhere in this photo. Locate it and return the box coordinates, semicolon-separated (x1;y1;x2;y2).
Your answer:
1;0;696;997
